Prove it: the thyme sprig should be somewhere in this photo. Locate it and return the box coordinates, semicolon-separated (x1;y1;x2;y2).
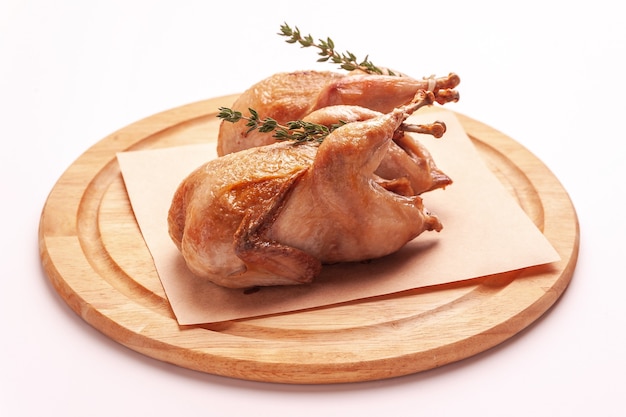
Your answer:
278;23;396;76
217;107;345;143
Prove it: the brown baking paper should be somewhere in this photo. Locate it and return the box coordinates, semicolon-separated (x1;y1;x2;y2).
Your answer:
116;111;560;325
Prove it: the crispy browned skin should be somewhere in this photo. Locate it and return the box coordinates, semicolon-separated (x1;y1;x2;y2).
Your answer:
217;70;459;194
168;142;320;288
169;91;444;288
302;105;452;195
217;71;345;156
269;102;443;266
217;70;460;156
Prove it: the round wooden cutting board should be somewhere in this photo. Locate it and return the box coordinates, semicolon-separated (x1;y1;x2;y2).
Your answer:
39;95;579;384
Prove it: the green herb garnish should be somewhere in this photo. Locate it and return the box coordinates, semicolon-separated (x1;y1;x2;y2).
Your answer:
278;23;396;76
218;107;345;143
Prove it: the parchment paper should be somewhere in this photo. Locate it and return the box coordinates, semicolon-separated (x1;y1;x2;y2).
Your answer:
116;111;560;325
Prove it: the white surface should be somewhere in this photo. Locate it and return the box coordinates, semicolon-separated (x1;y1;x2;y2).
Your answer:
2;1;624;416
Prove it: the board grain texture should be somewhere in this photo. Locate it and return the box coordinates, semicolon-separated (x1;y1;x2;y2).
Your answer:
39;95;579;384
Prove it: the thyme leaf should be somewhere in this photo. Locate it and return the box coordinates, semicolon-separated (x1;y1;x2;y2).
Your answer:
278;23;397;76
217;107;345;143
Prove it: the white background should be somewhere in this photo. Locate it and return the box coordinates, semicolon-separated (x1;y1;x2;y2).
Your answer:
2;1;625;416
